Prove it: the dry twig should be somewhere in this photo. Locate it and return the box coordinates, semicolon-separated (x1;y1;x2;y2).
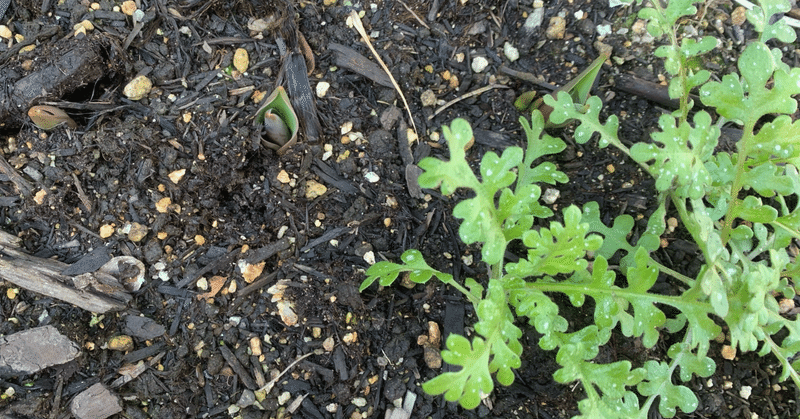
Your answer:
347;11;418;137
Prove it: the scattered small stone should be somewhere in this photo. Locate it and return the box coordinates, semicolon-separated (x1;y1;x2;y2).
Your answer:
471;56;489;73
305;179;327;199
546;16;566;39
168;168;186;184
238;260;265;283
523;7;544;31
739;385;752;399
233;48;249;73
721;344;736;360
277;170;291;184
276;300;298;326
107;335;134;352
120;0;137;15
503;42;519;62
779;298;795;314
236;389;256;408
99;224;115;238
466;20;487;35
420;89;437;107
155;197;171;213
0;25;12;40
542;188;560;204
362;250;375;265
731;6;747;26
342;332;357;344
593;40;613;57
125;222;148;242
316;81;330;97
364;171;380;183
323;336;335;352
33;189;46;205
248;18;271;33
380;106;402;131
123;75;152;101
596;23;612;37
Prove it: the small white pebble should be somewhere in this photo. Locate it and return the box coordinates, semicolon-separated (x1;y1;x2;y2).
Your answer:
542;188;560;204
503;42;519;62
471;56;489;73
364;171;380;183
739;385;752;399
316;81;330;98
0;25;13;40
596;24;612;37
277;391;291;405
363;251;376;265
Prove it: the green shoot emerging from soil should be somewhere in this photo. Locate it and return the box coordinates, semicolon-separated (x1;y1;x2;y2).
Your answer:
360;0;800;416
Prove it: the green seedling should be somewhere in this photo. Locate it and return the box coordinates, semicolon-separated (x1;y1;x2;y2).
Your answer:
361;0;800;416
254;86;299;155
514;51;610;127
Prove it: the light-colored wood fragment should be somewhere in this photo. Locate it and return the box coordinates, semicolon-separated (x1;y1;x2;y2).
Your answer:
0;230;130;313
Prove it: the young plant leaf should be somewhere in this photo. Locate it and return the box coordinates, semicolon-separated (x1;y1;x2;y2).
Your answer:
505;205;602;277
546;92;621;148
637;359;699;417
746;0;796;43
359;249;451;291
630;111;717;200
515;52;610;127
700;42;800;124
422;281;522;409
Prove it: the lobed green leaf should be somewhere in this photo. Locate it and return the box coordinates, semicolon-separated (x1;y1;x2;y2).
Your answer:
746;0;796;43
545;92;621;148
637;360;698;417
359;249;452;291
422;334;493;409
700;42;800;124
506;205;602;277
630;111;717;200
423;280;523;408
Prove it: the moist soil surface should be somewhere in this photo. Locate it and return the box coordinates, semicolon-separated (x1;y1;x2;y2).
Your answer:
0;0;798;418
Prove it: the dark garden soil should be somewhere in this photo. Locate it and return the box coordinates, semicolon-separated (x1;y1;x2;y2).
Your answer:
0;0;799;418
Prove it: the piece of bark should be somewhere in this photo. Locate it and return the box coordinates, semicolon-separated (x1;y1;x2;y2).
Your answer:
60;244;111;276
218;344;258;390
70;383;122;419
328;43;393;88
0;32;108;127
612;73;707;109
0;230;130;313
0;153;33;198
124;315;166;340
0;326;80;378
